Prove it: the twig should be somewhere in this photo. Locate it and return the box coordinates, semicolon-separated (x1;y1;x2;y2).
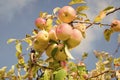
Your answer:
106;7;120;15
87;70;115;79
74;7;120;29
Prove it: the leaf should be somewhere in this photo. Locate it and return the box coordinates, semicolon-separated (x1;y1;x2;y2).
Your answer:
82;52;88;60
7;65;15;76
39;11;48;18
69;0;85;5
16;42;22;53
65;45;74;60
32;29;39;35
94;11;106;22
24;38;32;46
103;6;115;13
78;12;87;18
54;69;67;80
53;7;60;14
46;18;53;31
104;29;113;41
44;70;51;80
51;47;58;58
7;38;16;44
76;6;88;12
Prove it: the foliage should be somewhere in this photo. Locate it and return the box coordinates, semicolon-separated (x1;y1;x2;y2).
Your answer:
1;0;120;80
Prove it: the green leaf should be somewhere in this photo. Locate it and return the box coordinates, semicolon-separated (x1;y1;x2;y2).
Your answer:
7;38;16;44
54;69;67;80
103;6;115;13
53;7;60;14
69;0;85;5
76;6;88;12
104;29;113;41
51;47;58;58
16;42;22;53
65;45;74;60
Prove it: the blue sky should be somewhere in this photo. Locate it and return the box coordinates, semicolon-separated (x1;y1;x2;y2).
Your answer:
0;0;120;70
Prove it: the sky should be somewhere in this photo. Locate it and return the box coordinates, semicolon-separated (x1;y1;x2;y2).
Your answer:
0;0;120;71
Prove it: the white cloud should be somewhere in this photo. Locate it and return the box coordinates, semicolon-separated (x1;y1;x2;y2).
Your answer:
0;0;35;21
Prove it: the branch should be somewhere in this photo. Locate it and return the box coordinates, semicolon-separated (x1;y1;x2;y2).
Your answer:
87;70;115;79
74;7;120;29
106;7;120;16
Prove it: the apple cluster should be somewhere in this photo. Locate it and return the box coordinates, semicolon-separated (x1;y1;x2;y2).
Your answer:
33;6;86;61
111;19;120;32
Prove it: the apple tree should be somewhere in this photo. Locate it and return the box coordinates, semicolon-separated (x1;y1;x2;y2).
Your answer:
1;0;120;80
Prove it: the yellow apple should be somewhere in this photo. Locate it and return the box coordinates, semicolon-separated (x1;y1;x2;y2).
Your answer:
56;23;72;41
33;30;49;52
54;44;67;61
58;6;76;23
35;17;46;30
111;19;120;32
66;29;83;49
49;27;58;41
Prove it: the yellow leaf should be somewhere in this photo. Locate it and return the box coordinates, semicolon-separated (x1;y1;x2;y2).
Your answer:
69;0;85;5
7;38;16;44
76;6;88;12
53;7;60;14
94;11;106;22
16;42;22;53
65;45;74;60
104;29;113;42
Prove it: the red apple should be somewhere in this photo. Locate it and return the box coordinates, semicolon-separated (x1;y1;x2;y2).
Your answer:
56;23;73;41
35;17;46;30
58;6;76;23
66;29;83;49
111;19;120;32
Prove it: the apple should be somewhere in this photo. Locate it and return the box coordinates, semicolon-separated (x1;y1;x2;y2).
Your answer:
35;17;46;30
66;29;83;49
56;23;73;41
111;19;120;32
33;30;49;52
46;43;58;57
49;27;58;41
58;6;76;23
54;44;67;61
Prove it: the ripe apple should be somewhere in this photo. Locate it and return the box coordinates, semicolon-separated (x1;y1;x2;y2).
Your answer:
46;43;58;57
35;17;46;30
58;6;76;23
33;30;49;52
54;44;67;61
49;27;58;41
66;29;83;49
111;19;120;32
56;23;73;41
